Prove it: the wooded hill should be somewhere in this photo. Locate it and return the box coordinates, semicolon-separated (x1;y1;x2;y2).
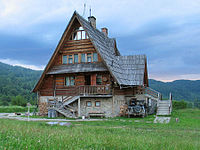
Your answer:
149;79;200;101
0;62;199;106
0;62;41;106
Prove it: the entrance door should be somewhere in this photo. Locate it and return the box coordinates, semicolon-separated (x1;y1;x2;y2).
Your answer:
85;75;91;85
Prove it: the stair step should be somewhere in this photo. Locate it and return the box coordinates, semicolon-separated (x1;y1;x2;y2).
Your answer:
159;103;170;105
158;109;169;110
158;107;170;109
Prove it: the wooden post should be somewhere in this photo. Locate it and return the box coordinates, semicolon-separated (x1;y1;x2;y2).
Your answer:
169;92;172;114
169;92;172;100
112;88;114;117
36;91;39;106
157;93;160;108
78;97;81;117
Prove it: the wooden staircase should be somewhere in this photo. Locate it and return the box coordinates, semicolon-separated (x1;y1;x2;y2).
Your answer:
52;105;76;118
157;93;172;116
48;96;78;118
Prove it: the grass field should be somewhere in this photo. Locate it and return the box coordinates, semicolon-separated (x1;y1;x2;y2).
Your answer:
0;109;199;150
0;106;37;113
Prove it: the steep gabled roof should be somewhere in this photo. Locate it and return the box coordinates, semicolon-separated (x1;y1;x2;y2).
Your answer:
75;12;147;86
33;11;147;92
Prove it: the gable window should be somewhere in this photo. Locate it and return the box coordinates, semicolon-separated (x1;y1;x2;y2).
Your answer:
74;54;78;63
65;76;75;86
95;101;101;107
68;55;73;64
93;53;98;62
87;53;92;62
86;101;92;107
63;55;67;64
96;75;102;85
72;26;89;41
81;53;86;62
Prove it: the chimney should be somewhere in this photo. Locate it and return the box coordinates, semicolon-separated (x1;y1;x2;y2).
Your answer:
101;27;108;37
88;16;96;28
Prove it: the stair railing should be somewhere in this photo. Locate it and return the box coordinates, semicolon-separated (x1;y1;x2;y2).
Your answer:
144;87;162;100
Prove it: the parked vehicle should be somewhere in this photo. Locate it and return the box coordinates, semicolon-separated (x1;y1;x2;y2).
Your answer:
127;99;147;118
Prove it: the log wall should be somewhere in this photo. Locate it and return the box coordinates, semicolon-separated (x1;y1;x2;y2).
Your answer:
53;39;102;66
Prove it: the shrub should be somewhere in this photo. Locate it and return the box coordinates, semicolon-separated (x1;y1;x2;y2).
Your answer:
172;100;187;109
11;95;26;107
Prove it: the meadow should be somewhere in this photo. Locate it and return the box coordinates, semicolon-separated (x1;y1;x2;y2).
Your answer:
0;109;199;150
0;106;37;113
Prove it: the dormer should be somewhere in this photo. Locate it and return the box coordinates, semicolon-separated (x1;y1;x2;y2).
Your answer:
69;26;89;41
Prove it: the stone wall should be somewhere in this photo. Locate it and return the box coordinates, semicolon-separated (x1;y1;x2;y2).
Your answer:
38;94;154;117
112;95;126;116
148;98;157;114
79;97;113;117
38;96;63;116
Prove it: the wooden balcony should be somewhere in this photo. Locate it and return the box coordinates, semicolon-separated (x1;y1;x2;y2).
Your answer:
78;85;111;95
40;85;111;96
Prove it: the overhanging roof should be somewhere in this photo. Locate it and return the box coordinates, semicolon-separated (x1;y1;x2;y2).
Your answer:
47;63;107;75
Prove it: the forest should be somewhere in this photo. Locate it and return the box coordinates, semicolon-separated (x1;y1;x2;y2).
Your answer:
0;62;41;106
0;62;199;107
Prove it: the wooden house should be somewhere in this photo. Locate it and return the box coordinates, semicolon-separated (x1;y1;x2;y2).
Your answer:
33;11;161;118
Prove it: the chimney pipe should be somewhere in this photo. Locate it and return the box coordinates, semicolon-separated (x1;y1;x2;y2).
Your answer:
101;27;108;37
88;16;96;28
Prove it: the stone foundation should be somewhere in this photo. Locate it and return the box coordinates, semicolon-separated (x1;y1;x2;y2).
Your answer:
38;94;154;117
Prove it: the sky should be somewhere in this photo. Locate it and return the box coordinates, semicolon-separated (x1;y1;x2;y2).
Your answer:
0;0;200;82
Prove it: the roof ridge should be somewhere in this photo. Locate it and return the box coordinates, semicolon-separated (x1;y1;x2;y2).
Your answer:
75;11;111;40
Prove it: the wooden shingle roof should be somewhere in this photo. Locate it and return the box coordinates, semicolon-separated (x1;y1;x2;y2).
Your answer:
75;12;147;86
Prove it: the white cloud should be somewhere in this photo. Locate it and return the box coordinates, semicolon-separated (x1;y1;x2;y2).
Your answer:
1;0;200;35
0;59;44;70
150;73;200;82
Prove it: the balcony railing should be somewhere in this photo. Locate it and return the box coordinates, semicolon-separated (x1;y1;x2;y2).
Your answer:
40;85;111;96
79;85;111;95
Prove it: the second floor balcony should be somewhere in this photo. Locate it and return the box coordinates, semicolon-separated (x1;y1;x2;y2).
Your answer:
40;85;111;96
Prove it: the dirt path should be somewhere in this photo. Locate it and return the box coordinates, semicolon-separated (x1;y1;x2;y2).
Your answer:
0;113;105;122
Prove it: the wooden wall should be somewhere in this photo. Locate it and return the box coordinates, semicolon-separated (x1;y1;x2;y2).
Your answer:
114;86;144;96
52;39;102;66
39;75;54;96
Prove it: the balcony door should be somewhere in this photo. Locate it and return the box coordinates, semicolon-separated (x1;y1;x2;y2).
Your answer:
85;75;91;85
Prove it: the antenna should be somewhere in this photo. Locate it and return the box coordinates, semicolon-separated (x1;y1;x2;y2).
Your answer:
89;6;92;17
82;3;86;17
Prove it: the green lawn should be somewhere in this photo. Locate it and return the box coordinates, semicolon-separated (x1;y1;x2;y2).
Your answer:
0;106;37;113
0;109;199;150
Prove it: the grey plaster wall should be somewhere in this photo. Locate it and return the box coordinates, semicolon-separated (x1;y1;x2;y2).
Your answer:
113;95;126;116
79;97;113;117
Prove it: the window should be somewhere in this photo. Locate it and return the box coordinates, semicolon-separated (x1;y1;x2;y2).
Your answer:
65;76;75;86
81;53;85;62
77;31;82;40
93;53;98;62
87;53;92;62
82;31;86;39
95;101;101;107
96;75;102;85
63;55;67;64
71;26;89;41
149;99;152;106
74;54;78;63
68;55;73;64
86;101;92;107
